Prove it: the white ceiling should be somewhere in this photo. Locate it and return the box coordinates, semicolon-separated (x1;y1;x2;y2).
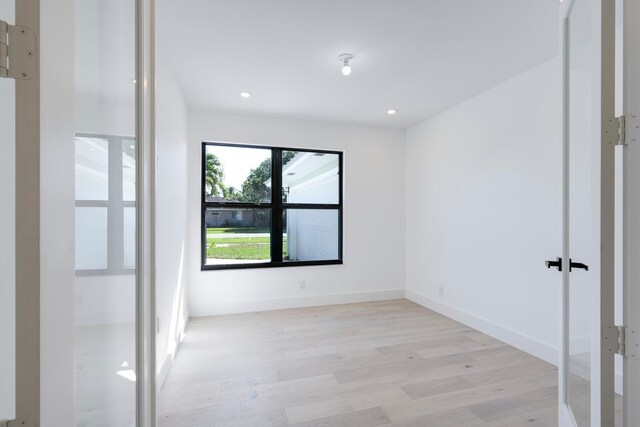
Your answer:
157;0;559;130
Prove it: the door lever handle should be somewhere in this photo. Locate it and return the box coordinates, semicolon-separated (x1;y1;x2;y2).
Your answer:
569;261;588;271
545;257;589;272
545;257;562;271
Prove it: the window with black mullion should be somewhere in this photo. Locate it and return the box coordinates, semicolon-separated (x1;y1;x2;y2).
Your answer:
201;142;342;270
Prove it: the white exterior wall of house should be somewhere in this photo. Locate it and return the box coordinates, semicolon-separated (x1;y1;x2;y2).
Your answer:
285;152;340;262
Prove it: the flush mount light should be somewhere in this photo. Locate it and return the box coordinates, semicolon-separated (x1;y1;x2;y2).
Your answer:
240;91;252;98
387;109;398;115
338;53;353;76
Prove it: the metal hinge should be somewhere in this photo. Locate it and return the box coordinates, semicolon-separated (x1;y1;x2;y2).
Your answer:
0;419;37;427
607;114;640;146
604;325;640;359
0;20;36;80
617;325;626;355
617;116;626;145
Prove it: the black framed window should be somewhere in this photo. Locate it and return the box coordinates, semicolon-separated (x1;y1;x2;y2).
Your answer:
75;134;136;275
201;142;343;270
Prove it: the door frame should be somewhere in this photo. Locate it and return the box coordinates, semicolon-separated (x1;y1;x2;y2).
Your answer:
623;0;640;424
136;0;156;425
558;0;616;425
8;0;40;425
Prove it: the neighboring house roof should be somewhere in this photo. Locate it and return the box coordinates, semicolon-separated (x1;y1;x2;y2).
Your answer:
205;196;239;203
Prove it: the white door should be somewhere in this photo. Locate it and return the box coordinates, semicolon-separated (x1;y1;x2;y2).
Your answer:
0;0;39;426
72;0;155;425
557;0;617;425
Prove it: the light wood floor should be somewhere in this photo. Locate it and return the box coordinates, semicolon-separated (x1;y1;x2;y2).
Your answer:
157;299;572;426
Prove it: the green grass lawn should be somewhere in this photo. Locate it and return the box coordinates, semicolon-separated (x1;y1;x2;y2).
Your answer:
207;236;288;260
207;227;270;234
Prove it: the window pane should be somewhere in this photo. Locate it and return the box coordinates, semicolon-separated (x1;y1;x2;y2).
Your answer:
282;151;340;204
75;137;109;201
75;207;108;270
122;139;136;202
283;209;339;262
124;207;136;269
205;208;271;265
205;145;272;203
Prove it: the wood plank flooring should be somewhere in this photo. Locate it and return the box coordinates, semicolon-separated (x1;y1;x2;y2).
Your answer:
157;299;562;426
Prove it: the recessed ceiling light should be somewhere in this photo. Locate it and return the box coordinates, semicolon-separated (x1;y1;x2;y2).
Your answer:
240;91;252;98
387;109;398;115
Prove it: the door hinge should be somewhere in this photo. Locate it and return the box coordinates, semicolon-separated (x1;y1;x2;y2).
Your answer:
1;419;37;427
608;114;640;146
617;325;626;356
0;20;36;80
604;325;640;359
617;116;626;145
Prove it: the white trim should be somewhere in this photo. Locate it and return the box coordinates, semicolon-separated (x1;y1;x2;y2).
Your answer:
136;0;156;424
156;354;172;394
559;0;572;420
405;290;558;365
190;289;406;317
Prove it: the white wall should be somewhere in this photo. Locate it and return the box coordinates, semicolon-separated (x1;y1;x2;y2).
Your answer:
155;54;189;388
188;111;406;316
405;58;564;364
0;1;16;420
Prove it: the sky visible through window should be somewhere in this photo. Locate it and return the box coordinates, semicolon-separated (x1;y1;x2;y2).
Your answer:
207;144;271;189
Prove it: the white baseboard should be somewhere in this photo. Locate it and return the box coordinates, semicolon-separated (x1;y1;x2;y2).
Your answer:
157;353;173;393
189;289;406;317
405;289;558;366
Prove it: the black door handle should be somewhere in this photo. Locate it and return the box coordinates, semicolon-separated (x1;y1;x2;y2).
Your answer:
545;257;589;272
545;257;562;271
570;261;588;271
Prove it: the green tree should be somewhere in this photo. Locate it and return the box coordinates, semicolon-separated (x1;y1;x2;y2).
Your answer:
222;186;242;201
238;151;297;227
240;151;296;203
205;152;226;197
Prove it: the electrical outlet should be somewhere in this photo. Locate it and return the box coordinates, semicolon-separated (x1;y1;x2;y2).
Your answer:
298;280;306;290
438;286;445;297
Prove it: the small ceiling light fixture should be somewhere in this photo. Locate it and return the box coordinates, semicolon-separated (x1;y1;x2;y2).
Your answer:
387;109;398;115
338;53;354;76
240;91;252;98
